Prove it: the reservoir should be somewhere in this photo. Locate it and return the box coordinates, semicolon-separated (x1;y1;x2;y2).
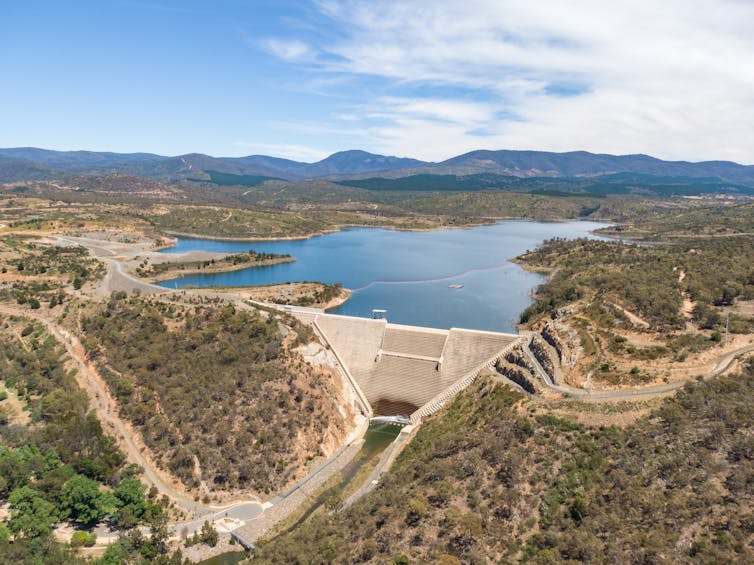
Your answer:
158;220;609;332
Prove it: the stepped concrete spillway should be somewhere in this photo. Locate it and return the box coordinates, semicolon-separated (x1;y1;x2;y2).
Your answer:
304;312;523;422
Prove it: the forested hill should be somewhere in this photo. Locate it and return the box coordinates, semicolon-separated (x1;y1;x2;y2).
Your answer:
80;298;354;495
335;172;754;196
438;149;754;184
2;147;753;187
0;148;427;183
253;370;754;563
0;315;181;563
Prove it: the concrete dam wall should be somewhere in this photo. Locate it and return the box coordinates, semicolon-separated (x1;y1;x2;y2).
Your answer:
310;313;522;419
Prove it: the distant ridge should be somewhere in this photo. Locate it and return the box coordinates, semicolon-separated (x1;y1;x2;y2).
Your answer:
437;149;754;184
1;147;753;186
0;147;427;183
0;158;60;182
0;147;162;169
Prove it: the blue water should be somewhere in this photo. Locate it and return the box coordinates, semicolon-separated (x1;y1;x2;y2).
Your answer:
158;220;609;332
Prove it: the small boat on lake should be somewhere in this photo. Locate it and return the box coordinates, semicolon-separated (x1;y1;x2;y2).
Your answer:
448;284;464;289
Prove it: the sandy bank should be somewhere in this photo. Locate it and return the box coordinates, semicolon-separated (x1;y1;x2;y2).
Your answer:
135;256;296;283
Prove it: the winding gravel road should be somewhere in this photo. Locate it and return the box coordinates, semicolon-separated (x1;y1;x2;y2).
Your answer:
0;304;263;527
523;342;754;401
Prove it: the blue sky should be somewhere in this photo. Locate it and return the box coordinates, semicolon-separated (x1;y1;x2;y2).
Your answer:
3;1;754;163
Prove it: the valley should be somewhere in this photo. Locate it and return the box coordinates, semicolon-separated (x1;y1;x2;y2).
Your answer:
7;2;754;562
1;150;753;564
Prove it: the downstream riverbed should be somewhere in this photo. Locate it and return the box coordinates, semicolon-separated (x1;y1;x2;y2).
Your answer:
158;220;609;332
276;421;403;537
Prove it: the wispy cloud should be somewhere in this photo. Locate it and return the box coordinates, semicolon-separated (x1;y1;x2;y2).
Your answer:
373;98;499;125
232;141;330;162
259;0;754;162
260;38;312;62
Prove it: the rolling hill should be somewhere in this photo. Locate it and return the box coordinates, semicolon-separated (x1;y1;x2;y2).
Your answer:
0;158;61;182
0;148;428;183
1;147;753;189
437;149;754;184
335;171;754;196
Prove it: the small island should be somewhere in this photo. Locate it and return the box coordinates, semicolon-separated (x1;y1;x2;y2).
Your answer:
132;249;295;282
235;281;351;310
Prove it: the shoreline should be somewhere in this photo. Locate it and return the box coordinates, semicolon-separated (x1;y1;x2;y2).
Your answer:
322;287;351;310
162;217;611;244
135;256;296;283
177;282;353;311
162;228;340;243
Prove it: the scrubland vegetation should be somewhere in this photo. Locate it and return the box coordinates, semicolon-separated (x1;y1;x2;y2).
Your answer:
147;206;330;239
253;368;754;563
80;298;351;494
0;236;105;309
516;234;754;387
400;191;606;220
0;236;104;285
599;200;754;239
0;316;182;564
269;282;345;308
519;236;754;332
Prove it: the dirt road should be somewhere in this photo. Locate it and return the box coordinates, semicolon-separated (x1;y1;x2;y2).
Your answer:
0;303;261;518
525;342;754;402
98;260;166;297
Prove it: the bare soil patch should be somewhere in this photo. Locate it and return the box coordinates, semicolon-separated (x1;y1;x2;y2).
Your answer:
236;282;351;310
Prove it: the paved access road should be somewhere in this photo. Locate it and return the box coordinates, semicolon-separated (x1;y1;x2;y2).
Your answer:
524;342;754;402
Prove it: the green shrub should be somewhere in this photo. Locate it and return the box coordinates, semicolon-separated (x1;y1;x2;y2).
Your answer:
70;531;96;547
185;521;219;548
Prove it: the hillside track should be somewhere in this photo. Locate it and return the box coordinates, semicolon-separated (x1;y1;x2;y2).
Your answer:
0;303;263;521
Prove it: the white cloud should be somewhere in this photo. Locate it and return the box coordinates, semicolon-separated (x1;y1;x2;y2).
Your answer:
374;97;499;125
260;38;311;61
265;0;754;163
232;141;330;162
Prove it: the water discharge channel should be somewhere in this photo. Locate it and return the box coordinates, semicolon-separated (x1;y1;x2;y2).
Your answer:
277;421;403;536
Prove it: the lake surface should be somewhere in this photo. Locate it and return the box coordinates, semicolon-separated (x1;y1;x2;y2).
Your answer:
158;220;609;332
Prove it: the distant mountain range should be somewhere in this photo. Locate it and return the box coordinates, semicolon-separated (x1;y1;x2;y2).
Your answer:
2;146;754;192
0;148;426;183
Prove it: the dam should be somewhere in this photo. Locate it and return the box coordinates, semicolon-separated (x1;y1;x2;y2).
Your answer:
231;307;530;543
290;310;524;423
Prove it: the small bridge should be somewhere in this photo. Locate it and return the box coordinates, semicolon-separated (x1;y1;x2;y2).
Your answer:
370;415;411;426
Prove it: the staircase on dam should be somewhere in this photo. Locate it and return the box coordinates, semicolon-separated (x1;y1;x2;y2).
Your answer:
310;313;522;422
